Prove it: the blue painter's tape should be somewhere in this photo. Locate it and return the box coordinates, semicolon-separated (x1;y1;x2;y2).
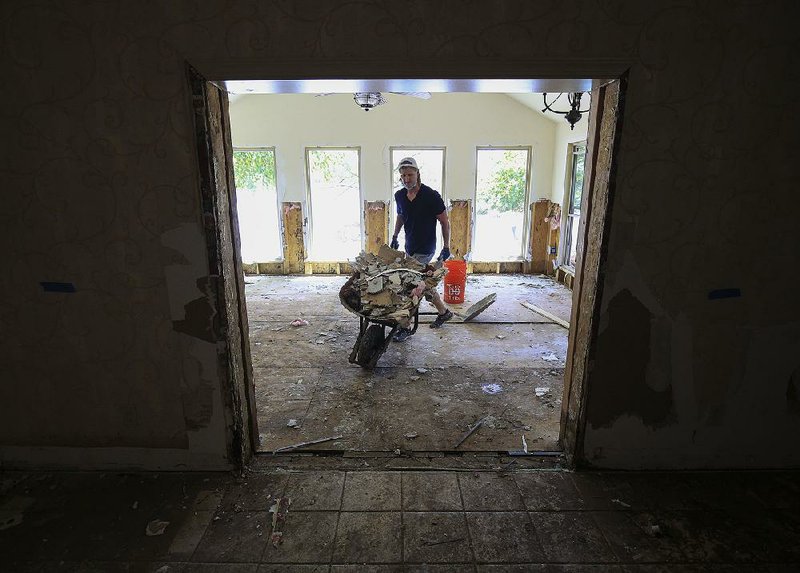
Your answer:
40;282;76;293
708;288;741;300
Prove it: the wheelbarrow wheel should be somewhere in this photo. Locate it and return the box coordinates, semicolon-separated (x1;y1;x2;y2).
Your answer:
356;324;385;368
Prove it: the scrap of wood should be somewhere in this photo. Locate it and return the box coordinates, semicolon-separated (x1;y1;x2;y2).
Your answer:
453;417;484;449
520;301;569;329
451;293;497;322
272;435;343;455
269;496;291;547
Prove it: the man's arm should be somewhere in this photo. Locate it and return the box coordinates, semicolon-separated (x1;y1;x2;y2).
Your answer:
393;214;404;238
391;214;404;249
437;211;450;248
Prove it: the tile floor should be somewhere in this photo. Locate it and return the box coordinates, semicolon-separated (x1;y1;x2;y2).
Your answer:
1;467;799;571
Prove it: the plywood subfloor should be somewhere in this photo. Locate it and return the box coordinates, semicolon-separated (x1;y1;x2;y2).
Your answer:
246;273;572;453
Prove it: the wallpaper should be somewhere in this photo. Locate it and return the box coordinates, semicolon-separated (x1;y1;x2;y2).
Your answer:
0;0;797;468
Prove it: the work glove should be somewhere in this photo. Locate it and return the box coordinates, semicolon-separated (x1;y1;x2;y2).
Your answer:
438;247;451;261
390;236;399;250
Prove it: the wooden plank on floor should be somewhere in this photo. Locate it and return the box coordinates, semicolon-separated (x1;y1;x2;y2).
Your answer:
281;202;305;274
364;200;388;255
520;301;570;328
449;199;471;259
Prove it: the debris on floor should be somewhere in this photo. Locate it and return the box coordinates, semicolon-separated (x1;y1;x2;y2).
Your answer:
269;496;291;548
451;292;497;322
286;419;299;428
272;434;344;454
290;319;309;327
542;352;559;362
646;524;663;537
535;387;550;397
416;367;428;374
520;301;570;328
145;519;169;536
481;383;502;394
404;432;418;439
454;417;485;449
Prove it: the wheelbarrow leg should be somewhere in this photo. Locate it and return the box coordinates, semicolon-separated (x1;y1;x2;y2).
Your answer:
364;324;399;369
349;316;369;365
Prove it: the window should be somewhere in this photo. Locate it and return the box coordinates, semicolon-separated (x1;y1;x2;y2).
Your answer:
472;147;531;261
390;148;446;253
306;148;361;261
232;148;281;263
563;142;586;268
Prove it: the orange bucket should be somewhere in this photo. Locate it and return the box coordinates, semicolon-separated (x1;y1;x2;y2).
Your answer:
443;259;467;304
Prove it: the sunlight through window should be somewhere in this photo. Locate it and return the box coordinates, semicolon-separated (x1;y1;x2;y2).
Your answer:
307;148;362;261
473;148;531;261
233;149;281;263
390;148;446;253
564;142;586;268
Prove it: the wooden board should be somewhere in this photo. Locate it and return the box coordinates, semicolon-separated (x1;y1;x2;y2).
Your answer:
364;200;388;255
561;79;623;463
281;202;305;274
471;262;498;274
529;199;550;274
547;225;560;276
257;262;284;275
520;301;570;329
499;262;524;273
449;199;471;259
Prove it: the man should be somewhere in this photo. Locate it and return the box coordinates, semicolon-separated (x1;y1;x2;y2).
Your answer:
390;157;454;341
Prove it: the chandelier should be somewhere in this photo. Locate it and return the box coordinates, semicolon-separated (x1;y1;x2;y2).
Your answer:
353;92;386;111
541;92;590;130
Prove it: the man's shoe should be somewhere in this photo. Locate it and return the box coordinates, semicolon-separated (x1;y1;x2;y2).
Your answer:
430;310;453;329
393;328;413;342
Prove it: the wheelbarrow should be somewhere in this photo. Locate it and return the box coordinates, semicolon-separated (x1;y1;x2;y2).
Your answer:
338;273;423;369
339;273;497;370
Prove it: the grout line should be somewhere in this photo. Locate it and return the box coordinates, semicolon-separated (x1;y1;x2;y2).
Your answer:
586;509;627;564
400;469;405;565
456;473;479;568
187;486;220;564
329;471;348;567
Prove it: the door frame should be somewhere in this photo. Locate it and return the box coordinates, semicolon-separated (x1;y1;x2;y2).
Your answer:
188;59;629;468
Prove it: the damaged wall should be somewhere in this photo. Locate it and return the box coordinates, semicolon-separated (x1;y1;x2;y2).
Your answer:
0;1;798;469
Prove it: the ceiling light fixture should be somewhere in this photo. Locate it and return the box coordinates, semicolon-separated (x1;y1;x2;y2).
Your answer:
353;92;386;111
541;92;589;130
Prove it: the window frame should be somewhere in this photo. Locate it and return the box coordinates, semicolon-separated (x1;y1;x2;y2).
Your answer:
561;141;587;270
471;145;533;262
232;146;282;262
304;146;363;262
388;146;447;246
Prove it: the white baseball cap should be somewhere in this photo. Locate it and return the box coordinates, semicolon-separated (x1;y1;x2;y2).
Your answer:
396;157;418;171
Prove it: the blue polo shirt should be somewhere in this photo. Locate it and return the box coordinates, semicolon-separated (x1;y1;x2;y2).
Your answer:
394;183;446;255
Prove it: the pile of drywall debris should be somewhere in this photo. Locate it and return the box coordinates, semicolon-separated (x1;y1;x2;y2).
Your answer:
340;245;446;328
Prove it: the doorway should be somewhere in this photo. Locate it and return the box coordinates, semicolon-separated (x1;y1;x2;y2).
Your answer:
187;69;625;467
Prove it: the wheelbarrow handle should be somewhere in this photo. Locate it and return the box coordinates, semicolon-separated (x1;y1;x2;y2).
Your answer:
364;268;425;280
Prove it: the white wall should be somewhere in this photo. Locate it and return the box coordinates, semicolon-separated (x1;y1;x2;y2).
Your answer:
228;93;558;210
